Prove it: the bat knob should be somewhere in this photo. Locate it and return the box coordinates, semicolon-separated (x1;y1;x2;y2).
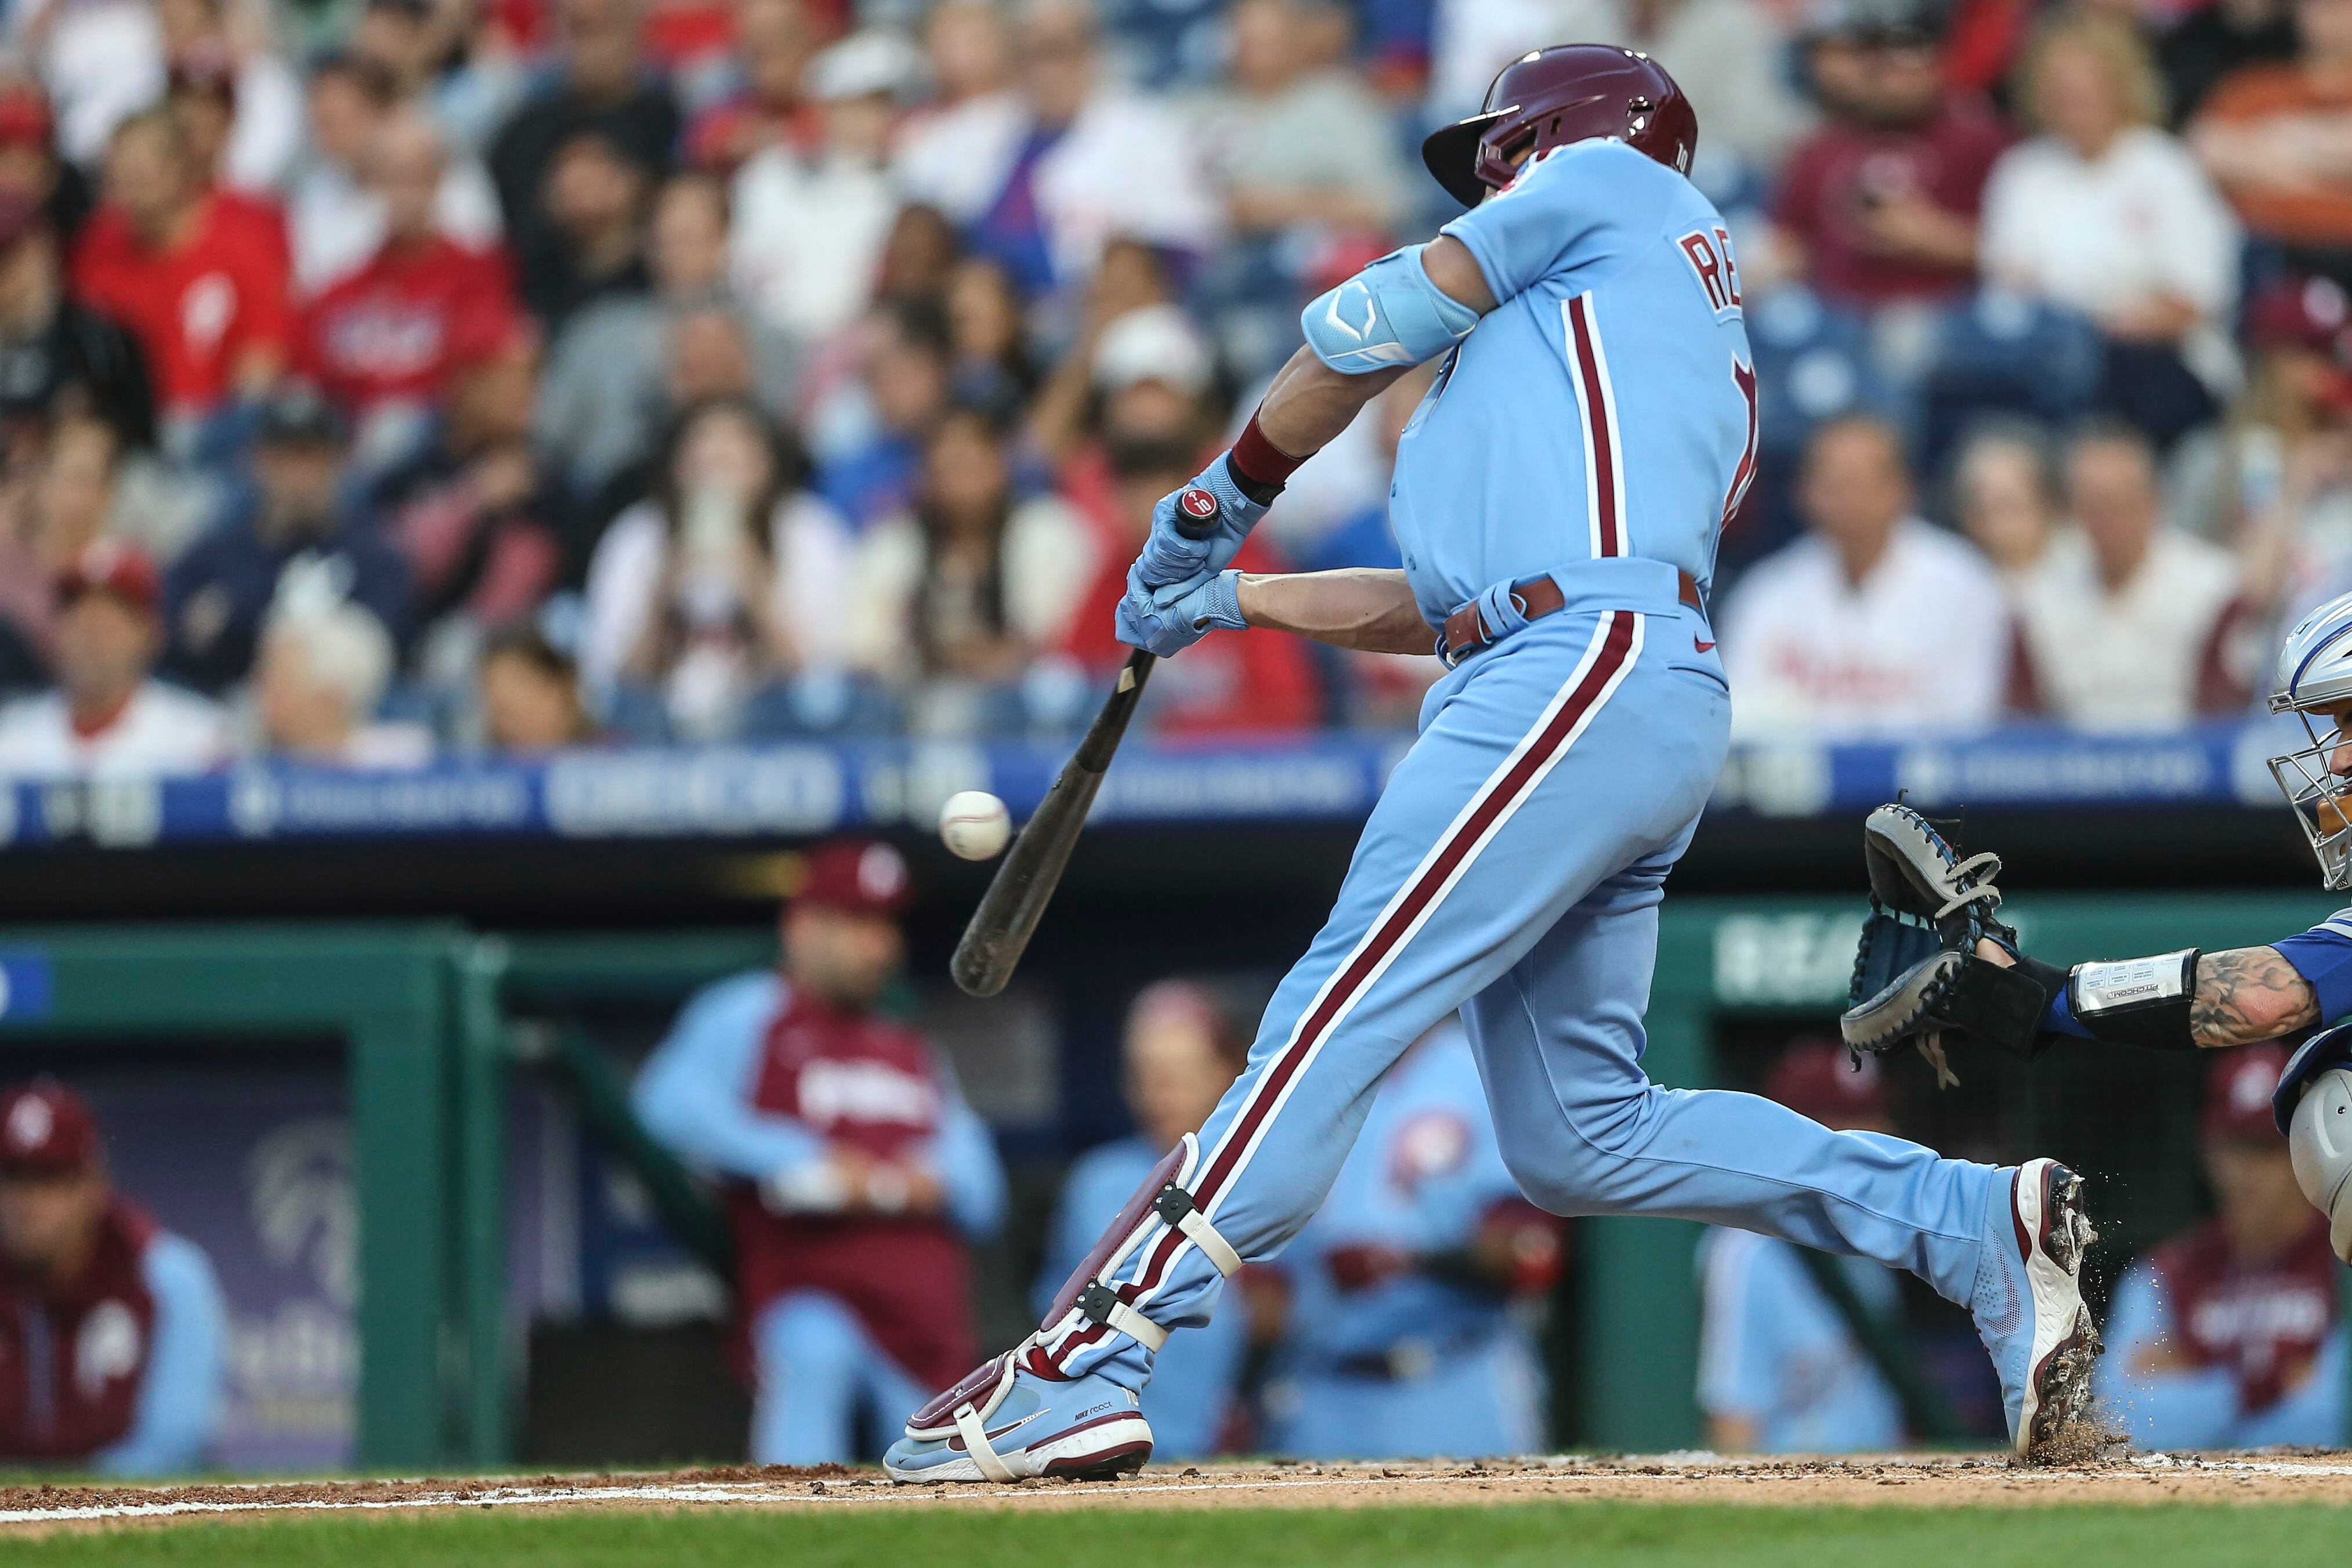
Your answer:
1174;486;1222;540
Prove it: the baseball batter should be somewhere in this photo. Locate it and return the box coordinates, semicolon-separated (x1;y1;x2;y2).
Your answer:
888;45;2097;1482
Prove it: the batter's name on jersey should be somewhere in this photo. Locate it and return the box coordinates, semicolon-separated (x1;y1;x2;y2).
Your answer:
1677;227;1743;317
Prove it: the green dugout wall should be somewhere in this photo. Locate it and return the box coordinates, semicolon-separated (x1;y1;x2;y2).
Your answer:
0;892;2341;1465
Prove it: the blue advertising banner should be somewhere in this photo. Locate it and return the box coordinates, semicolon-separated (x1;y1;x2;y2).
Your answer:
0;721;2294;851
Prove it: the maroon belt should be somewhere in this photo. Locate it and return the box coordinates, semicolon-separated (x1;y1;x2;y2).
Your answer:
1441;569;1703;664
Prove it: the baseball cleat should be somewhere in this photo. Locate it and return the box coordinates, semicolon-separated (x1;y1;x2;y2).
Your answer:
885;1352;1151;1484
1978;1157;2101;1459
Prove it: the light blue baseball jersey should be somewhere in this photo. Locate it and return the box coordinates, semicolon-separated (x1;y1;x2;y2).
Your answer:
1696;1229;1904;1454
1265;1024;1544;1460
1391;136;1757;625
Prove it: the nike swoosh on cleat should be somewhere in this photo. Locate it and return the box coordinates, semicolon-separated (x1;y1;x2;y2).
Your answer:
1694;639;1716;653
983;1410;1048;1443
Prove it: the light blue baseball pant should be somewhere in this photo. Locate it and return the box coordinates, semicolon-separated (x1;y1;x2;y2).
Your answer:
1033;561;2003;1396
751;1290;932;1465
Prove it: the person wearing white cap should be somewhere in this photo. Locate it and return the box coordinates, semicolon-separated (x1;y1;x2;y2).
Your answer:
731;30;921;344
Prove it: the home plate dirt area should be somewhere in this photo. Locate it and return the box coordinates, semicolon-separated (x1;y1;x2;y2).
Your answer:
9;1450;2352;1533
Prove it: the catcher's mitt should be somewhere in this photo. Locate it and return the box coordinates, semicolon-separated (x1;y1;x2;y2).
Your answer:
1841;803;2049;1083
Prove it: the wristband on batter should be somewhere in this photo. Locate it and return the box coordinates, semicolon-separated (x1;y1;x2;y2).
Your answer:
2060;948;2202;1052
1228;411;1308;505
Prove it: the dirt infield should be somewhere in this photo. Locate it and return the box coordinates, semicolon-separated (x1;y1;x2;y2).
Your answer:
6;1450;2352;1535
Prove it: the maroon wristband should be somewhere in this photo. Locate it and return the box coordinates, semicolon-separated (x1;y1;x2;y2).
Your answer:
1230;411;1309;495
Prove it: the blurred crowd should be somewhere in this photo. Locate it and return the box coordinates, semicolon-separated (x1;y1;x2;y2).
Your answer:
2;0;2351;774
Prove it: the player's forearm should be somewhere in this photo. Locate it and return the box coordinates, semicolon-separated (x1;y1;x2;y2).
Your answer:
1236;568;1432;654
1251;346;1410;459
2190;946;2320;1048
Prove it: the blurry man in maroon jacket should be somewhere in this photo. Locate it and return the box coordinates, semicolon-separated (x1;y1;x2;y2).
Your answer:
1768;0;2009;308
633;838;1007;1462
0;1080;226;1475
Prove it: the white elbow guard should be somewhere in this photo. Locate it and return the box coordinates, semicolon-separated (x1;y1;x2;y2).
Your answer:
2286;1030;2352;1262
1301;244;1482;374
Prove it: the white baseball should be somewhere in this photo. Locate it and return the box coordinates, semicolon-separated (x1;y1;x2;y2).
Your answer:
938;790;1012;860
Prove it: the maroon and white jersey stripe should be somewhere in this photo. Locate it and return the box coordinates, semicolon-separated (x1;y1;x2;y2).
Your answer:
1564;292;1625;560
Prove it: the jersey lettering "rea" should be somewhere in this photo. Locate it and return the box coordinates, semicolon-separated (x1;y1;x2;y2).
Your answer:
1678;227;1743;316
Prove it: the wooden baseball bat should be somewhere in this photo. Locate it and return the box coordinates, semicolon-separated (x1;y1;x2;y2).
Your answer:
950;495;1225;997
950;649;1157;997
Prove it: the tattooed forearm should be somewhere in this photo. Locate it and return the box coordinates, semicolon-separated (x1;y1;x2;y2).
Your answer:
2190;947;2321;1048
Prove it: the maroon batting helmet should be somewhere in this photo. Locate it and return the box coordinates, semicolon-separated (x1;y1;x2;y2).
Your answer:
1420;44;1698;209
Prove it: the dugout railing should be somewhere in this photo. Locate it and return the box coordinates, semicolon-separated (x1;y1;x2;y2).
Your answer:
2;894;2345;1466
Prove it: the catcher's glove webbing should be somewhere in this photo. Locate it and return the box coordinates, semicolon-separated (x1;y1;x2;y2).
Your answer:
1841;803;2052;1081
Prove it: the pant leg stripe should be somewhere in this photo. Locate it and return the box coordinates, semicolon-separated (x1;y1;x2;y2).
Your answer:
1044;610;1641;1368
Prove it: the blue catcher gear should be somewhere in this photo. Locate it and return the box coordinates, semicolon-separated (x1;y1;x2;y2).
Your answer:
1302;245;1483;375
2270;589;2352;889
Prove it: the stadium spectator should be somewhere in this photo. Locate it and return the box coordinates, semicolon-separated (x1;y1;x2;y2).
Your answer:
729;30;917;347
0;193;152;451
0;80;92;247
71;108;290;441
1765;0;2008;308
2215;277;2352;628
846;400;1094;729
349;0;522;157
0;417;131;672
20;0;170;169
476;622;594;752
2098;1045;2346;1449
2161;0;2297;128
815;300;953;530
1718;415;2007;737
154;42;295;287
0;541;228;778
162;387;410;693
1259;1020;1557;1460
2196;0;2352;272
515;126;651;331
943;255;1037;410
250;578;431;766
893;0;1021;224
155;0;303;194
947;0;1220;299
1037;980;1257;1459
632;838;1007;1465
1949;419;2060;588
580;394;852;738
1979;14;2240;451
1697;1041;1905;1454
488;0;678;318
541;170;794;505
2011;422;2242;729
0;1080;227;1476
368;309;562;664
1196;0;1409;249
680;0;818;174
286;59;504;301
299;106;517;469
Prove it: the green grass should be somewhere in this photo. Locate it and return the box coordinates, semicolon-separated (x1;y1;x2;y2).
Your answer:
16;1501;2352;1567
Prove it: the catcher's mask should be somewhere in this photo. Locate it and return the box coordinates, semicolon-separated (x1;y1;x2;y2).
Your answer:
1419;44;1698;208
2270;588;2352;890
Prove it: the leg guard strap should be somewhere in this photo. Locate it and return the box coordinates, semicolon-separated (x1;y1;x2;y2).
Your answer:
951;1401;1018;1482
1045;1132;1246;1355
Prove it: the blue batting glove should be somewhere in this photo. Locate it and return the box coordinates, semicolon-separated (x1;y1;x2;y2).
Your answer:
1133;454;1269;591
1116;566;1246;658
